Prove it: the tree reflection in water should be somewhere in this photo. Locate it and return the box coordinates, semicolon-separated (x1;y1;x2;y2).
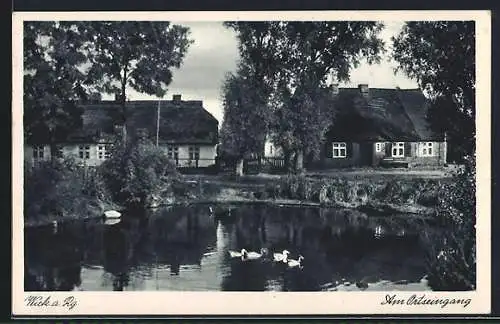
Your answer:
25;204;430;291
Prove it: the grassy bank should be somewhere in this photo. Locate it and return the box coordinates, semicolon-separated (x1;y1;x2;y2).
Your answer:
163;172;451;219
23;163;454;226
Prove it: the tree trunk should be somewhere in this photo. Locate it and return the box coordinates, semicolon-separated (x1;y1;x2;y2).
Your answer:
235;158;244;177
283;149;293;173
294;149;304;174
120;67;128;144
50;143;57;162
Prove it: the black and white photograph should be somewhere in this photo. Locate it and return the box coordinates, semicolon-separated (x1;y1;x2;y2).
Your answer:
12;11;491;315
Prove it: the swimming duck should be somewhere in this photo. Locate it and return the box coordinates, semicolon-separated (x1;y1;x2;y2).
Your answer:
287;255;304;269
241;248;267;261
51;220;58;234
273;250;290;263
228;249;245;258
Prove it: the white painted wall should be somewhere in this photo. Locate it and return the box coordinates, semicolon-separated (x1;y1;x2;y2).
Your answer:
159;144;217;167
25;142;217;168
264;139;283;158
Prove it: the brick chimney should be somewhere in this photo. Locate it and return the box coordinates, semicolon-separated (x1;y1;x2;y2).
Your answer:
172;94;182;102
358;84;369;97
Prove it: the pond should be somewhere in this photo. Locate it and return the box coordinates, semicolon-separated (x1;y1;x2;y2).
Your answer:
24;204;435;292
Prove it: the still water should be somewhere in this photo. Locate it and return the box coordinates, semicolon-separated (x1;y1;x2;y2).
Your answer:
25;204;431;291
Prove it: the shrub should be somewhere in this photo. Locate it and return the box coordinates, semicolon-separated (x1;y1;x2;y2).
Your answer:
99;138;178;209
24;157;106;221
425;155;476;290
265;182;281;199
297;177;314;200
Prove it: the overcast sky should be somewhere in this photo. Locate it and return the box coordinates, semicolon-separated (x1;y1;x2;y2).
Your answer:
112;21;418;123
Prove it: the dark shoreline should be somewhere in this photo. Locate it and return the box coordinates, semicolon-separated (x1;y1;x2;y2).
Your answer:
24;196;436;228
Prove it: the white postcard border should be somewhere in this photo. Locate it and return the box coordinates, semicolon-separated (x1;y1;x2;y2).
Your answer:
12;10;491;316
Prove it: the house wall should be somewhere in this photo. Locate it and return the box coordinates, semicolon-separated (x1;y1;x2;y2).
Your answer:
159;144;216;167
372;141;447;167
24;144;51;167
317;141;447;169
264;140;283;158
320;142;361;168
25;143;112;167
25;143;217;169
63;143;109;167
408;142;447;167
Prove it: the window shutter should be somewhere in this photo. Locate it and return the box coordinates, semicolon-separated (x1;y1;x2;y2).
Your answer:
385;142;391;156
347;142;353;158
325;142;333;158
404;142;411;157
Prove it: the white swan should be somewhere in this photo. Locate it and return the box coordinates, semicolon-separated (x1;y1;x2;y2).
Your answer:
242;248;267;261
273;250;290;263
287;255;304;269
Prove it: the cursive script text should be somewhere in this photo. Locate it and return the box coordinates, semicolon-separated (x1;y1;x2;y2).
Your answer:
25;295;78;310
381;294;471;309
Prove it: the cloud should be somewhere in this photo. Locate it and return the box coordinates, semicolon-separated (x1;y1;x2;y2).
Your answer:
125;21;239;122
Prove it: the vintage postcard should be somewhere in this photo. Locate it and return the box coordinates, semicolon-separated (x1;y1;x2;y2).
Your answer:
12;10;491;316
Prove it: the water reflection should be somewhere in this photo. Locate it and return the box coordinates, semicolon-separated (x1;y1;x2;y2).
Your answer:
25;204;431;291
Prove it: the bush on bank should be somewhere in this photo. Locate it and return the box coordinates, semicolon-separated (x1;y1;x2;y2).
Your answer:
262;174;442;207
423;155;476;290
24;157;111;223
25;137;180;223
99;137;179;210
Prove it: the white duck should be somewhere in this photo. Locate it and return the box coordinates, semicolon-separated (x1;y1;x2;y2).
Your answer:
273;250;291;263
241;248;267;261
287;255;304;269
228;249;245;258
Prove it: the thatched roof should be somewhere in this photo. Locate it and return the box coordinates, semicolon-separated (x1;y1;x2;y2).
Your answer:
327;87;442;142
63;98;219;144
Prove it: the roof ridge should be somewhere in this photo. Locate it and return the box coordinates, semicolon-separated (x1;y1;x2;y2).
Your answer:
338;87;422;91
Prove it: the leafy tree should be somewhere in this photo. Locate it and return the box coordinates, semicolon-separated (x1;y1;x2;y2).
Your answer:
24;22;90;157
224;22;385;173
271;22;386;172
270;78;337;172
219;68;267;176
393;22;476;290
424;156;476;290
392;21;475;161
84;21;193;142
220;22;284;175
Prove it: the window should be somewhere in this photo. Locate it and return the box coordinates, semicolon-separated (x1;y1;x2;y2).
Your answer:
97;145;106;160
79;145;90;159
420;142;434;157
332;142;347;158
55;146;64;158
189;146;200;161
105;144;112;159
32;145;44;160
167;146;179;165
375;142;384;153
392;142;405;157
